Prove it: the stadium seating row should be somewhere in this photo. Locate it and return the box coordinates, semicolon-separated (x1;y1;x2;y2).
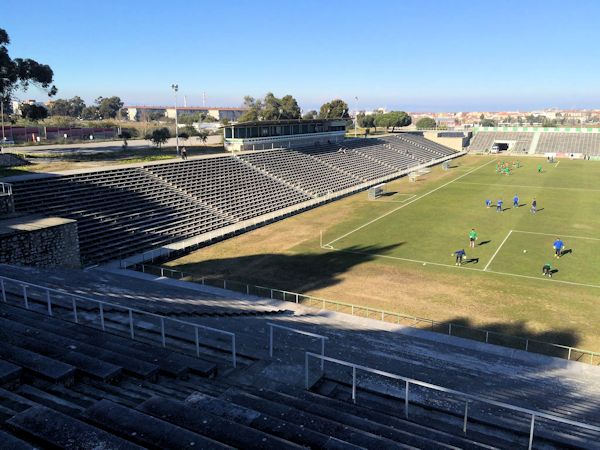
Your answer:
1;264;598;448
469;131;600;155
9;136;457;263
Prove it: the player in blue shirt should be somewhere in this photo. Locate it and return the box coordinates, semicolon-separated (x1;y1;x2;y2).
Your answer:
553;238;564;258
485;199;491;208
453;249;466;266
513;194;519;208
496;199;503;212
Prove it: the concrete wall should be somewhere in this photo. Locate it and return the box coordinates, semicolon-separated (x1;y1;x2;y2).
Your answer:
0;216;81;268
0;194;14;216
423;131;465;151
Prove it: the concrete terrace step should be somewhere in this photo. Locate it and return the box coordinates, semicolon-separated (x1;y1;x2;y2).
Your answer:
0;430;34;450
2;328;122;382
7;405;143;450
0;343;75;386
138;396;303;449
84;399;231;449
184;390;365;450
0;304;160;379
220;386;415;449
237;384;465;450
0;360;22;387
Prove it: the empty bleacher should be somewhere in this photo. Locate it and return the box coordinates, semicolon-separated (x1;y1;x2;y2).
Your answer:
536;132;600;155
468;132;534;153
238;149;360;197
7;139;458;265
1;264;598;448
146;157;311;221
10;167;232;263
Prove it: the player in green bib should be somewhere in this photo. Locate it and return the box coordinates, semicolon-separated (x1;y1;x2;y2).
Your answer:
469;228;478;248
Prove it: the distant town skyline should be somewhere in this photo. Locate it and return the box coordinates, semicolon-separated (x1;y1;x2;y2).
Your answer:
4;0;600;112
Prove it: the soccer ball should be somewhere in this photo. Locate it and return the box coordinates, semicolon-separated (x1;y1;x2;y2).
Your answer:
523;250;527;253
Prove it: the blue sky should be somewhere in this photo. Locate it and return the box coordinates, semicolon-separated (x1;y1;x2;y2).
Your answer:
3;0;600;111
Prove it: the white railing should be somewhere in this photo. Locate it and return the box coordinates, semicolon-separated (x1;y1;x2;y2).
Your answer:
304;352;600;450
268;322;327;369
129;263;600;366
0;182;12;195
0;275;237;368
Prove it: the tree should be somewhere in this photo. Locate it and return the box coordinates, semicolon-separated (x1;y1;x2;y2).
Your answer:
0;27;57;107
374;113;391;130
279;94;301;119
179;131;190;142
319;99;350;119
150;127;170;148
359;114;375;130
302;110;318;120
262;92;282;120
96;96;124;119
238;93;301;121
20;104;48;122
48;96;86;117
81;106;100;120
386;111;411;131
220;118;230;126
416;117;437;129
480;118;496;127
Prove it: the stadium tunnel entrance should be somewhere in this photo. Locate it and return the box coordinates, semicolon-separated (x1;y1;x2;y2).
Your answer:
492;141;514;153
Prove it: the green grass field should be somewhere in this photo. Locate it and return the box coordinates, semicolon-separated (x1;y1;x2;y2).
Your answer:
167;155;600;353
323;157;600;287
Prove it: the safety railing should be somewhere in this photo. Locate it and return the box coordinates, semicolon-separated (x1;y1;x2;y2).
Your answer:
0;275;236;368
125;263;600;366
0;182;12;195
268;322;327;369
304;352;600;450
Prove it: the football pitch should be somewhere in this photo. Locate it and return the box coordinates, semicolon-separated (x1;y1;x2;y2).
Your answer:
167;155;600;351
322;157;600;288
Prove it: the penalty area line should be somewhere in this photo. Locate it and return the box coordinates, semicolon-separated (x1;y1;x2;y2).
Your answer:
329;246;600;289
512;230;600;241
328;247;485;272
324;158;497;247
483;229;513;271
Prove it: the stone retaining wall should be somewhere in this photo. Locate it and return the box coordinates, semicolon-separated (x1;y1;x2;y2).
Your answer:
0;216;81;268
0;194;14;216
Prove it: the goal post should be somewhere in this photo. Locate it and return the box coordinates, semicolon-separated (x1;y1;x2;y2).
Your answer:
368;183;386;200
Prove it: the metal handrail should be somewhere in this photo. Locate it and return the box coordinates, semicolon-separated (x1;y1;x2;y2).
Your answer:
127;263;600;366
0;182;12;195
304;352;600;450
268;322;327;369
0;275;236;367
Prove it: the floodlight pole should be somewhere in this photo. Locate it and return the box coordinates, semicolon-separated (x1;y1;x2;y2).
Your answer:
171;84;179;155
1;100;5;145
354;96;359;138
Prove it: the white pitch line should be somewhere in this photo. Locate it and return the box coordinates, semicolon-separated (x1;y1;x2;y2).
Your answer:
358;194;418;204
555;161;560;168
483;229;513;271
455;181;600;193
331;247;600;289
512;230;600;241
324;158;497;247
486;269;600;289
329;247;484;272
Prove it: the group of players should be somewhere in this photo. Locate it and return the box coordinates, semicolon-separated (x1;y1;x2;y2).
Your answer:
452;160;566;276
454;233;566;278
485;195;537;213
